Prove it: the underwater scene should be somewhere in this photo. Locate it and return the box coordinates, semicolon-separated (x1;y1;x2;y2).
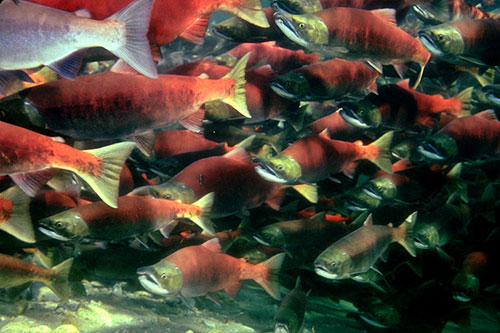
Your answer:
1;0;500;331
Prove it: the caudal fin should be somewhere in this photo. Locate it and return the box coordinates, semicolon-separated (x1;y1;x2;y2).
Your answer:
190;192;216;235
222;53;251;118
396;212;417;257
0;186;34;243
220;0;270;28
454;87;472;118
255;253;286;300
364;131;394;174
46;258;73;302
107;0;158;79
80;142;137;208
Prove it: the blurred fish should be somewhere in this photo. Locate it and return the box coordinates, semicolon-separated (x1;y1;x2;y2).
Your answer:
270;58;379;101
413;0;491;25
0;121;136;208
274;7;431;88
0;254;73;301
308;108;367;141
273;0;424;14
452;251;487;302
0;186;33;243
274;277;308;333
314;212;416;280
26;0;269;47
38;192;215;241
137;239;285;300
0;0;158;86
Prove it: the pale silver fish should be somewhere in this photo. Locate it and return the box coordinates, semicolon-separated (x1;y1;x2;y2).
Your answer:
0;0;158;88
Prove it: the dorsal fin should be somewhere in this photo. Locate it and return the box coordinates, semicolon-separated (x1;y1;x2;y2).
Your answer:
261;41;276;47
310;212;326;221
319;128;330;139
475;110;498;121
202;238;222;253
223;147;252;164
363;213;374;226
371;9;397;26
395;79;411;89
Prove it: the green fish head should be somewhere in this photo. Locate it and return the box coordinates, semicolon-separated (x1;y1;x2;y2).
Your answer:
274;11;329;48
417;133;458;161
418;24;464;57
481;85;500;108
451;272;480;302
413;223;440;249
270;72;311;100
148;181;197;204
391;140;415;160
314;250;352;280
38;212;89;241
362;177;397;201
253;225;286;248
272;0;323;14
344;188;382;211
255;154;302;184
137;261;183;296
212;16;251;42
274;312;299;333
359;303;401;329
339;100;381;129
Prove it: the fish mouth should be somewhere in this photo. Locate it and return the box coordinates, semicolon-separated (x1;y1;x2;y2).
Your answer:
314;264;338;279
253;234;272;246
270;79;298;100
452;291;472;303
274;12;308;48
137;269;170;296
343;199;369;212
359;312;393;329
339;106;372;129
274;322;290;333
362;184;384;200
272;0;296;14
37;226;72;242
413;236;431;249
418;33;444;57
417;142;445;161
211;25;237;41
255;164;289;184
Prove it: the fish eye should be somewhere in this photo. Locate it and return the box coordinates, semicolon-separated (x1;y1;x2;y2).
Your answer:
161;273;167;279
165;193;172;199
276;164;284;171
437;33;444;41
55;221;64;229
299;23;306;29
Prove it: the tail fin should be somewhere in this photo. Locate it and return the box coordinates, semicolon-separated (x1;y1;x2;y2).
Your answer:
364;131;394;174
222;53;251;118
234;134;256;150
80;142;137;208
256;253;285;300
291;184;318;203
46;258;73;302
220;0;270;28
454;87;473;118
396;212;417;257
190;192;215;235
107;0;158;79
0;186;34;243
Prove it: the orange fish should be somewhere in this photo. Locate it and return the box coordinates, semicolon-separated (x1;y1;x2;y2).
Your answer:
0;186;33;243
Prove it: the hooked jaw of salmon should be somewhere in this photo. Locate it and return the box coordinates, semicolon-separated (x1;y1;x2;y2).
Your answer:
413;223;440;249
274;322;291;333
137;262;183;296
254;154;302;184
253;225;286;248
362;178;397;201
451;273;479;302
274;12;328;49
38;213;89;242
272;0;322;14
314;251;351;280
418;25;465;58
270;72;311;100
212;17;250;42
417;134;458;161
339;101;381;129
481;85;500;108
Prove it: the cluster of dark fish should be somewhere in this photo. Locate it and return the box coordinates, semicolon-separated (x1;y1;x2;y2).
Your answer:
1;0;500;332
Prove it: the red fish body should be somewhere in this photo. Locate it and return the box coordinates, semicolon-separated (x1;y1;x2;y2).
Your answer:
308;109;365;141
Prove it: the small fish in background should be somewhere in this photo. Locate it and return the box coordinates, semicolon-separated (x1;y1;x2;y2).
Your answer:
137;239;285;300
0;0;158;92
452;251;487;302
0;121;136;208
274;277;309;333
0;253;73;301
412;0;491;25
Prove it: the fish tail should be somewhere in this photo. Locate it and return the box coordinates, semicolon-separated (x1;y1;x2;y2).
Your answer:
107;0;158;79
364;131;394;174
0;186;34;243
190;192;216;235
222;52;251;118
454;87;473;118
80;142;137;208
255;253;286;300
291;184;318;203
396;212;417;257
220;0;270;28
46;258;73;302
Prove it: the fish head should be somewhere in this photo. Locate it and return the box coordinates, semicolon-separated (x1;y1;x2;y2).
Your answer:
359;303;401;329
137;261;183;296
272;0;323;14
212;17;251;42
270;72;311;100
274;11;329;48
253;225;286;247
481;85;500;108
274;318;298;333
451;272;479;302
314;250;352;280
147;182;197;204
344;188;382;211
417;133;458;161
255;154;302;184
418;24;464;58
413;223;440;249
339;100;381;129
391;140;415;160
38;212;89;241
362;177;397;201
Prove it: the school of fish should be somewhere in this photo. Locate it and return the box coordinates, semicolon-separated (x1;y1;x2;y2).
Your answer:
1;0;500;331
